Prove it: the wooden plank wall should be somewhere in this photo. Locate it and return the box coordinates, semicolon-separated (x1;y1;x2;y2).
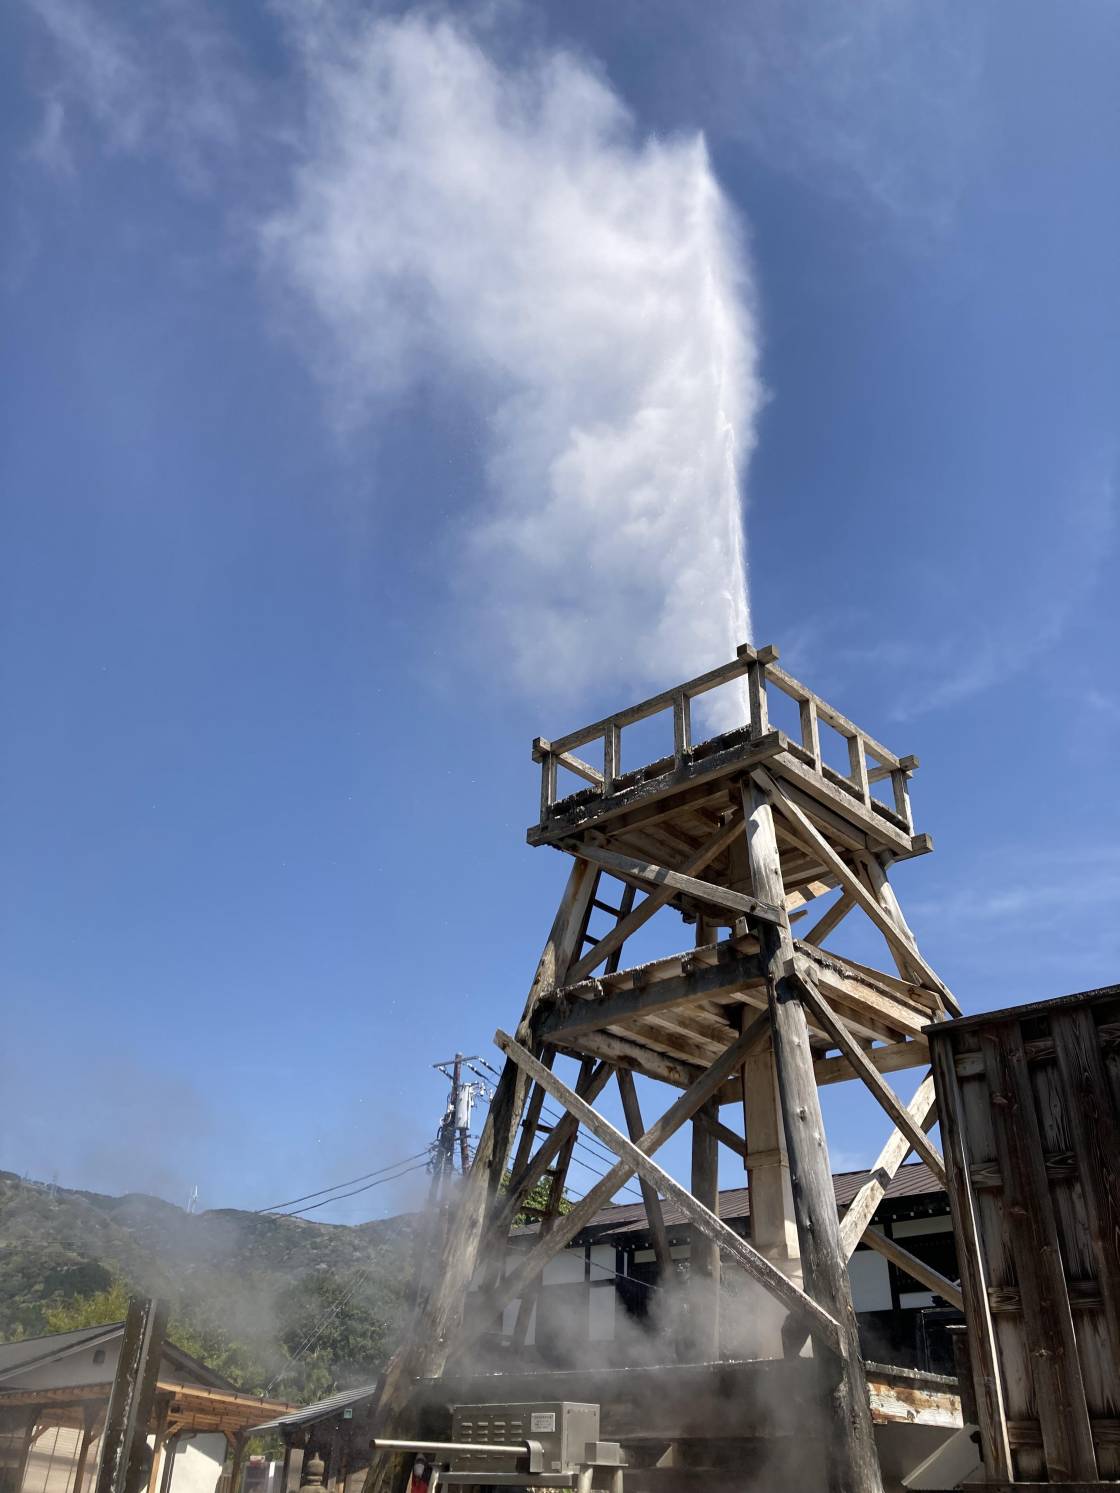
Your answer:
929;987;1120;1485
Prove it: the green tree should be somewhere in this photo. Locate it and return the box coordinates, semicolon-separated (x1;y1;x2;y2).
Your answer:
502;1172;572;1227
45;1281;132;1333
45;1280;270;1392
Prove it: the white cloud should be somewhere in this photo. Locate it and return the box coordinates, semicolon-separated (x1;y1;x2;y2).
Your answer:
23;0;250;189
263;11;760;717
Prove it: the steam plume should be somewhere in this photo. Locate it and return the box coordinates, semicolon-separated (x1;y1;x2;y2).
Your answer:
265;12;761;711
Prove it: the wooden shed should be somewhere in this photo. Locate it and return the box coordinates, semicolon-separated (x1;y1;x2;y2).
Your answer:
927;984;1120;1487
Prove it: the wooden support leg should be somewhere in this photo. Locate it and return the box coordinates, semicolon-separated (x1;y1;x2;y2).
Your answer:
743;779;883;1493
72;1409;98;1493
226;1438;248;1493
146;1399;170;1493
742;1035;802;1355
616;1071;673;1284
365;860;598;1493
688;1099;720;1361
156;1437;178;1493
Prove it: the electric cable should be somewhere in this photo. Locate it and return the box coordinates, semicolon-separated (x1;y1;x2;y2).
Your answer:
257;1150;431;1214
280;1159;432;1217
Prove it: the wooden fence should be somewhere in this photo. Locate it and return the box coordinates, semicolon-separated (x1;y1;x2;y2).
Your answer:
928;985;1120;1487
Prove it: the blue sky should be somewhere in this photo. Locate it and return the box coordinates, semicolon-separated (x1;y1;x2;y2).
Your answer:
1;0;1117;1224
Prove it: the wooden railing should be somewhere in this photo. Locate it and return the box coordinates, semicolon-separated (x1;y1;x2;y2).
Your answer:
532;642;916;831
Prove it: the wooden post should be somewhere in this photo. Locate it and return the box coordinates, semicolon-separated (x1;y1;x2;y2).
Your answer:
1;1406;40;1493
93;1298;168;1493
729;826;802;1317
616;1071;673;1283
688;1098;720;1360
743;779;883;1493
72;1407;99;1493
145;1399;170;1493
283;1439;305;1493
226;1437;248;1493
156;1436;178;1493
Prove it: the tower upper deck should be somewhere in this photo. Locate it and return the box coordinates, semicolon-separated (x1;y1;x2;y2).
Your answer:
529;644;929;910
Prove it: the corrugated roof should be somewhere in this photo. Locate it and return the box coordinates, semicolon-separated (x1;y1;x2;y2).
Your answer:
246;1381;380;1434
513;1162;943;1243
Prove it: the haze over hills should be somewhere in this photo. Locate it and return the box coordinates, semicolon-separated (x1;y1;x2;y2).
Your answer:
0;1170;419;1401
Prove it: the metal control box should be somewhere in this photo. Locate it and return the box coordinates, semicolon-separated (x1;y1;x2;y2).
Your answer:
450;1402;601;1473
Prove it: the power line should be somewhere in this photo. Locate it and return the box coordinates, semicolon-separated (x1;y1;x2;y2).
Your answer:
264;1263;373;1396
280;1160;432;1218
257;1150;431;1215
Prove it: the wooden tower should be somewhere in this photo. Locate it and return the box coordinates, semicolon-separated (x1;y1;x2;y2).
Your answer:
368;643;961;1493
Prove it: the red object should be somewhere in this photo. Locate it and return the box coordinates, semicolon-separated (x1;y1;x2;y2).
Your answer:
409;1456;433;1493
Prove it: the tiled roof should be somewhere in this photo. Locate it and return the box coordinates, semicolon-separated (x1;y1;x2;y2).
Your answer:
513;1162;943;1242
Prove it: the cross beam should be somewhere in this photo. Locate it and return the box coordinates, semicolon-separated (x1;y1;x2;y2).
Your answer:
495;1030;844;1354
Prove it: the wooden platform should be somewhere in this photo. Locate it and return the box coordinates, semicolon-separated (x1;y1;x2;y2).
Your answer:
530;644;928;880
534;932;935;1093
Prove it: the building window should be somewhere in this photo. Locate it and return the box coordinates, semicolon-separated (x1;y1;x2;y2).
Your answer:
93;1349;106;1365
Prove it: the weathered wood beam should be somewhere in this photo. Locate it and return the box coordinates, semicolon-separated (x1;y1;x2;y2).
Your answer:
699;1108;748;1159
472;1013;775;1333
497;1059;613;1236
752;767;957;1014
554;1028;703;1088
814;1037;928;1088
838;1073;938;1258
537;949;766;1041
495;1029;843;1354
802;892;854;948
574;839;783;925
860;1229;964;1311
741;777;884;1492
616;1071;674;1282
532;738;603;787
792;959;946;1187
566;811;748;982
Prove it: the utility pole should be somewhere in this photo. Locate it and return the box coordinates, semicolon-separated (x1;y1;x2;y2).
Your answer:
432;1054;488;1182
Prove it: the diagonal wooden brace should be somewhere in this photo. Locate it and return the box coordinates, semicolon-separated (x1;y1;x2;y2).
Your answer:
790;956;946;1187
495;1029;844;1355
567;811;748;982
861;1229;963;1311
838;1073;938;1258
574;840;784;926
751;766;960;1016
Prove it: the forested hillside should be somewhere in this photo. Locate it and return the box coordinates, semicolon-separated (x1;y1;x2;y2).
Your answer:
0;1171;420;1402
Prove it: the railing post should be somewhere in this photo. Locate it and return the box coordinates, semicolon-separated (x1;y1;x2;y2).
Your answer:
892;756;917;833
743;643;778;739
533;738;556;824
673;692;692;765
800;697;821;769
848;733;870;806
603;722;621;795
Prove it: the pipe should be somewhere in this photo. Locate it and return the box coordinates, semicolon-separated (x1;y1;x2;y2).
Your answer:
369;1441;528;1460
